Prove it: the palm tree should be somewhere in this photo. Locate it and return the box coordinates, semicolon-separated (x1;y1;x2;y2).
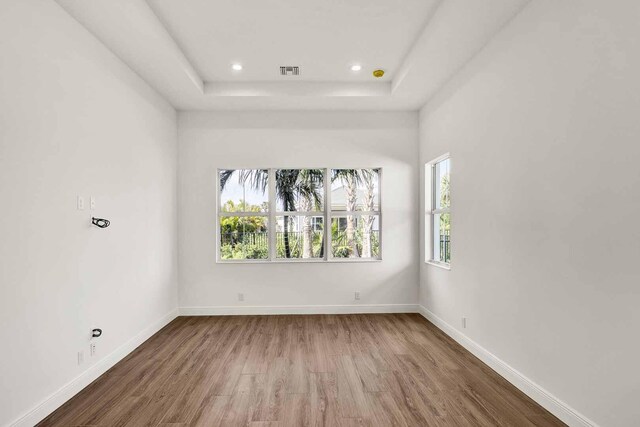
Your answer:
332;169;365;257
275;169;323;258
274;170;297;258
220;169;323;258
296;169;324;258
360;170;376;257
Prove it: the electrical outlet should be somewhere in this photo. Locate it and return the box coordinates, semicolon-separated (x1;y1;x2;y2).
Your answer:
90;196;96;210
354;291;360;301
90;342;96;357
77;196;85;210
462;317;467;329
77;351;84;365
238;293;244;302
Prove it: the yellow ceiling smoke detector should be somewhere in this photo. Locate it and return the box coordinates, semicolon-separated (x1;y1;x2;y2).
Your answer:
372;69;385;78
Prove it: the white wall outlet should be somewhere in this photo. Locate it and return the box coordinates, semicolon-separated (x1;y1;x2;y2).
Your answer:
354;291;360;301
90;196;96;210
77;196;85;210
90;342;96;356
238;293;244;302
462;317;467;329
77;351;84;365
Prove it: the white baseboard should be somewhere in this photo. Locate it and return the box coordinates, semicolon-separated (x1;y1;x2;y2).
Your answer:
180;304;419;316
10;308;179;427
418;305;598;427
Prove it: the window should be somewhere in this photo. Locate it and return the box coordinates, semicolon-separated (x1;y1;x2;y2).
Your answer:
218;168;381;262
426;156;450;266
330;169;380;259
219;169;269;260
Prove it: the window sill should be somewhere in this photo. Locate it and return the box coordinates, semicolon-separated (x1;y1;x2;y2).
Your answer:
217;258;382;264
425;260;451;270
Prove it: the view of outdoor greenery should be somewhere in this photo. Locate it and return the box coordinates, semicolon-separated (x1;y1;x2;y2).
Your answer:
432;158;451;263
439;173;450;233
218;168;381;261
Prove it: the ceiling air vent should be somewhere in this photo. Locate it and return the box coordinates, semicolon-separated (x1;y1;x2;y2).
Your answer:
280;66;300;76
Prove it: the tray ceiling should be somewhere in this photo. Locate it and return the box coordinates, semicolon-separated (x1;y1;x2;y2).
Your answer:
55;0;530;110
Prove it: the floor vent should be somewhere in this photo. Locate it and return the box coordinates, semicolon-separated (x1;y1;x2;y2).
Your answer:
280;66;300;76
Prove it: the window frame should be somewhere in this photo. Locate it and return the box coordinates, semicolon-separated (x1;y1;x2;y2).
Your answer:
216;167;382;263
425;155;451;269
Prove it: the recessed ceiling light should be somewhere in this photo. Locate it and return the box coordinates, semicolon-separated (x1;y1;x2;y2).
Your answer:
351;64;362;72
232;63;243;71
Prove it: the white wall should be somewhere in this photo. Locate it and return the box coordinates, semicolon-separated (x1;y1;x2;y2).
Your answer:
178;111;419;312
419;1;640;426
0;1;178;425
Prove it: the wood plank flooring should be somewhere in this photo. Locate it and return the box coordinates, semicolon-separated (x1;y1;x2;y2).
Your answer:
38;314;565;426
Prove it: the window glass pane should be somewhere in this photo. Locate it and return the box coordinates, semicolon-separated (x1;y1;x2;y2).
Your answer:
276;215;325;259
331;215;380;259
434;159;450;210
220;216;268;260
331;169;379;212
433;213;450;263
275;169;325;212
220;169;269;212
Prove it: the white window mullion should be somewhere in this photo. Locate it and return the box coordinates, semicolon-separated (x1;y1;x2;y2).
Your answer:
268;168;276;261
217;168;222;262
324;168;331;261
429;164;435;262
274;211;324;216
327;211;380;216
431;208;450;215
218;212;269;218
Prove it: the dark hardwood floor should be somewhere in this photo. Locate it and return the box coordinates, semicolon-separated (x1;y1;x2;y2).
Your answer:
38;314;565;426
